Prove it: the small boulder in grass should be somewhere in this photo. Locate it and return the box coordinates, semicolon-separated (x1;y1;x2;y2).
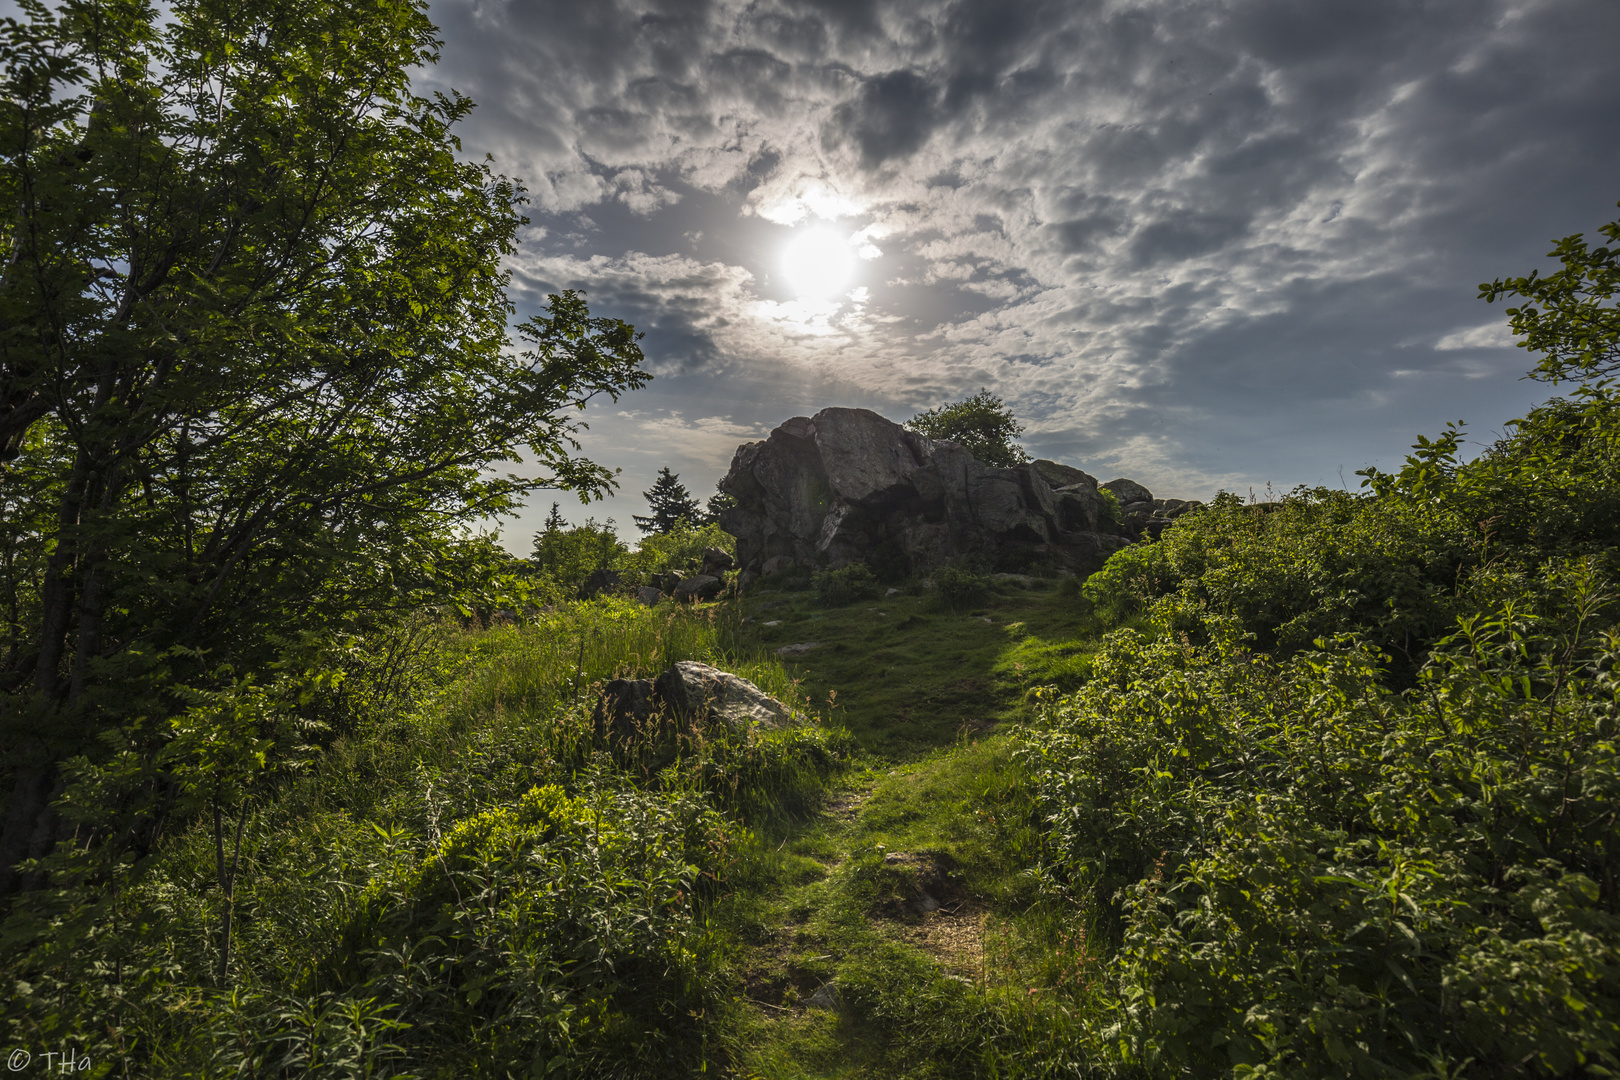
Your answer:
654;660;799;730
672;574;724;602
593;678;657;741
775;642;821;658
635;585;663;607
700;546;735;576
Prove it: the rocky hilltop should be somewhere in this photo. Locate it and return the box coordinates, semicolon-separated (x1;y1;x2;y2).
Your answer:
718;407;1198;585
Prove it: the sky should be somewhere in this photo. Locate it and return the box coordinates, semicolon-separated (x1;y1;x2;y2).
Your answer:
408;0;1620;551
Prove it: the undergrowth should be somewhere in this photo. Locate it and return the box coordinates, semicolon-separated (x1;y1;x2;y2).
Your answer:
1;599;852;1078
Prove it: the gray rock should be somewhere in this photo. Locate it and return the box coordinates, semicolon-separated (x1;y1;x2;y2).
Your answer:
579;568;621;599
718;408;1131;579
654;661;799;729
806;981;844;1012
634;586;663;607
672;574;724;602
775;642;822;657
1032;459;1098;490
700;546;735;576
593;678;656;741
1101;478;1154;506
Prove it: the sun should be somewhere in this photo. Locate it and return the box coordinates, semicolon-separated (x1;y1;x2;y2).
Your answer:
781;227;855;299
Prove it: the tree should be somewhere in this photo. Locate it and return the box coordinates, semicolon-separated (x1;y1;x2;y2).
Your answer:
634;467;700;534
906;388;1029;467
0;0;648;892
702;482;736;526
531;516;626;592
1481;200;1620;385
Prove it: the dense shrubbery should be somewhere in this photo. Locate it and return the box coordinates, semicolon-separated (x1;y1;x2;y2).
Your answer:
621;519;736;585
1017;209;1620;1075
318;783;732;1076
1;600;849;1077
1010;204;1620;1077
1023;584;1620;1075
530;515;736;600
814;563;881;606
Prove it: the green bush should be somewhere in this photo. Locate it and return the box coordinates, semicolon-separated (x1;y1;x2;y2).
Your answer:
0;598;847;1077
318;782;731;1077
935;565;990;611
621;519;736;585
813;563;881;606
1020;562;1620;1075
531;516;628;595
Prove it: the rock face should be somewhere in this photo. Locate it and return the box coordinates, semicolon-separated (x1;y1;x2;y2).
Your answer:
718;407;1131;579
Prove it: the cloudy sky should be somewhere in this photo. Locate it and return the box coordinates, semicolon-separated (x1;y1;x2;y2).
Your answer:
413;0;1620;548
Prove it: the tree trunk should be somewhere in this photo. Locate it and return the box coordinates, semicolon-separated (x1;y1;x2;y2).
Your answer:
0;763;60;896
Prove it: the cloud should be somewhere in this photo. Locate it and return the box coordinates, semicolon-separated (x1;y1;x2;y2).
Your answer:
422;0;1620;530
1435;322;1517;351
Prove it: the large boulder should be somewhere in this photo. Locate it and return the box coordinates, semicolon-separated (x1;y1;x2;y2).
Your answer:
579;568;622;599
672;574;725;602
718;408;1129;579
1100;478;1154;507
593;664;799;741
654;661;799;730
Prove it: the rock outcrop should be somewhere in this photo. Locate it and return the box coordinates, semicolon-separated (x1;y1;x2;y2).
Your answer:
593;661;799;739
655;661;798;728
718;407;1131;581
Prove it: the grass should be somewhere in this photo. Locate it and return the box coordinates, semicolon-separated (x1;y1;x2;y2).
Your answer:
8;579;1124;1077
738;575;1123;755
714;737;1099;1078
694;575;1131;1077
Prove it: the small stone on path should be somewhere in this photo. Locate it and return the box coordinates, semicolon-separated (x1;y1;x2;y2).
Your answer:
776;641;822;657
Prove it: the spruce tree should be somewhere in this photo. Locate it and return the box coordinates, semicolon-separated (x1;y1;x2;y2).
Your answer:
634;468;701;534
703;483;737;525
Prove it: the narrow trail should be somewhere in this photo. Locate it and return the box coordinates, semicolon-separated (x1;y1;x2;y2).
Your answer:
725;741;1027;1077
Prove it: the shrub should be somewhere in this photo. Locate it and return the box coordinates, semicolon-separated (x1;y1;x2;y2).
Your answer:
1020;561;1620;1075
814;563;881;606
621;519;736;585
318;782;733;1077
935;565;990;611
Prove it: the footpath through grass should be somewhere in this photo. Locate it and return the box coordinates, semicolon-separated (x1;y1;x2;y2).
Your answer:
714;576;1120;1077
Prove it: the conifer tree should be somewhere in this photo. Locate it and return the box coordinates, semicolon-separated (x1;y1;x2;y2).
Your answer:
703;485;738;526
634;468;701;534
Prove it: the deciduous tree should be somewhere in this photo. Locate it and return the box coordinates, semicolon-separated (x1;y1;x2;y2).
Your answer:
0;0;647;891
906;388;1029;468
